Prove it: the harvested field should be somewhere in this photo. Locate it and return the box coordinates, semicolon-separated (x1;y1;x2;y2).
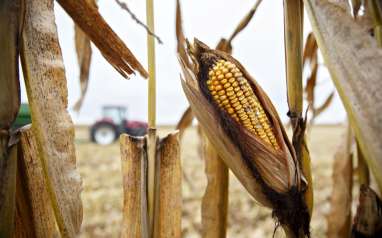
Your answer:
77;125;349;237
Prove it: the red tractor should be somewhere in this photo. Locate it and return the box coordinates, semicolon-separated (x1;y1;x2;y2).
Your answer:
90;106;147;145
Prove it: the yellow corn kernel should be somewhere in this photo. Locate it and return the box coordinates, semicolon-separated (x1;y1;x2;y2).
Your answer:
206;59;280;150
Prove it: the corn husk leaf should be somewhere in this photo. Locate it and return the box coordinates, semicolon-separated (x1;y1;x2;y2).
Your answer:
179;56;268;206
57;0;148;79
176;0;191;69
180;39;310;236
304;0;382;191
180;38;304;203
21;0;82;236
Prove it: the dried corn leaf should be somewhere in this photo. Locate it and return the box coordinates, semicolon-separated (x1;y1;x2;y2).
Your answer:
351;0;362;18
304;0;382;190
20;0;82;236
227;0;263;44
175;106;193;140
352;185;382;237
302;32;318;68
14;127;58;238
327;126;353;238
214;0;263;55
73;24;92;112
73;0;97;112
305;62;318;108
314;91;334;117
57;0;148;79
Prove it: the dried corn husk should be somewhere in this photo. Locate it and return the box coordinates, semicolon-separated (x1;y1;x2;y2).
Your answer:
179;39;310;236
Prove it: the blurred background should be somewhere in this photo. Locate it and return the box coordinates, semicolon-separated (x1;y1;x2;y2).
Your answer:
20;0;346;125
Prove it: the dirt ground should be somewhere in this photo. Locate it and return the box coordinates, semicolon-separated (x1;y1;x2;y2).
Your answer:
76;125;350;238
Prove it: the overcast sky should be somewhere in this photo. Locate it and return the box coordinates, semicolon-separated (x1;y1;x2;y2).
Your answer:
20;0;346;125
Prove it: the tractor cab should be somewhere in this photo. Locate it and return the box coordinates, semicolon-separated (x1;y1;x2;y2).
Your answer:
102;106;127;126
90;105;147;145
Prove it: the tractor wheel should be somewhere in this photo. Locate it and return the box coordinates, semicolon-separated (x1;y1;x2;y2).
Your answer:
90;123;117;145
128;127;147;137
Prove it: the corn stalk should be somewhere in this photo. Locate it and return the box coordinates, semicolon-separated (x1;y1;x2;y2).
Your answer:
120;132;181;238
120;135;144;238
327;125;353;238
200;131;228;238
304;0;382;192
146;0;157;235
20;0;82;235
283;2;313;237
14;127;58;237
0;0;23;236
357;141;370;187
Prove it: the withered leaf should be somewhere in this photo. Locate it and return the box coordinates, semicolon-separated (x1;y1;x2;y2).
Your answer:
57;0;148;79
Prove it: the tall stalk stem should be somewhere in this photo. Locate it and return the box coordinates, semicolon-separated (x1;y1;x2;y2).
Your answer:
146;0;157;236
283;1;313;236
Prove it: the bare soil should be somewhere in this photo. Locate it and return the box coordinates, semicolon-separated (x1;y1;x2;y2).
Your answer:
76;125;351;237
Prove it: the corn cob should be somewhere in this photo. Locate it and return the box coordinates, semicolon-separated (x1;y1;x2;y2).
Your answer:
206;59;280;150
